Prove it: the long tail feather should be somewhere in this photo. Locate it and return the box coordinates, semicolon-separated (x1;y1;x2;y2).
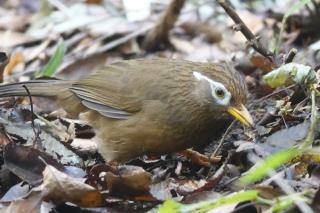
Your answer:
0;80;72;97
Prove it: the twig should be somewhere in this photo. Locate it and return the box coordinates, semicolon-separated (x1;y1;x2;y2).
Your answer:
284;48;298;64
38;156;49;166
22;85;35;129
22;85;41;147
196;151;233;191
249;85;295;107
300;89;317;149
210;120;235;161
216;0;274;59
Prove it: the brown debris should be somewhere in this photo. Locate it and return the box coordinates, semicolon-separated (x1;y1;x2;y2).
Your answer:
142;0;186;51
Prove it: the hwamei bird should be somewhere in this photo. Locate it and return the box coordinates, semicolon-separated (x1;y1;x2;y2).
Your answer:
0;58;253;163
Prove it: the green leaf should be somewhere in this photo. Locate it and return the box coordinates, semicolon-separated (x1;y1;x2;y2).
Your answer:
157;190;259;213
158;199;182;213
274;0;311;53
38;39;65;77
263;62;316;88
239;147;301;186
271;192;309;212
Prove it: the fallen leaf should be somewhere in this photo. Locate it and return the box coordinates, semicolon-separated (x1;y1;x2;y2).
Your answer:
3;142;65;185
0;182;30;202
0;105;83;166
265;121;310;150
0;190;43;213
150;178;207;201
263;63;316;88
106;165;152;197
42;165;102;207
3;52;24;77
56;52;108;80
251;54;275;72
0;31;34;48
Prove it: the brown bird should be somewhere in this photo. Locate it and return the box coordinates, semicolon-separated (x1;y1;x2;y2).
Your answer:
0;58;252;163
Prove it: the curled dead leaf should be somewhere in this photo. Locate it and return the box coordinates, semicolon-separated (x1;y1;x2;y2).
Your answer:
105;165;152;198
42;165;102;207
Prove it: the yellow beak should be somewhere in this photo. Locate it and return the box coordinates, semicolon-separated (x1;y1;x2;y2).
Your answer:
227;104;254;127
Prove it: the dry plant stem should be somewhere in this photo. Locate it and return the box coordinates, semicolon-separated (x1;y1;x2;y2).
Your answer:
216;0;274;59
142;0;186;51
249;85;295;107
301;90;317;149
284;48;298;64
23;85;41;147
197;151;233;192
210;120;235;161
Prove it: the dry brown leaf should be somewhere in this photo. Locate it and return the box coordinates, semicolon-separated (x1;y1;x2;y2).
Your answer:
4;142;64;185
106;165;152;197
3;51;24;76
42;165;102;207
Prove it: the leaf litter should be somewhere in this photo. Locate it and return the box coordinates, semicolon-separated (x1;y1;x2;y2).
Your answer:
0;0;320;212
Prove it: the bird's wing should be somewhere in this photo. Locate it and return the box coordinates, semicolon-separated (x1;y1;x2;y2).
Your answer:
70;61;143;119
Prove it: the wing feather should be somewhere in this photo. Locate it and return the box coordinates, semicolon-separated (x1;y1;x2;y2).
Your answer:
70;62;142;119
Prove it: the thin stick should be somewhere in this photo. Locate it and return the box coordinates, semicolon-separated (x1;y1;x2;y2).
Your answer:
22;85;35;129
210;120;235;161
216;0;274;59
301;89;317;149
22;85;41;147
249;85;295;107
284;48;298;64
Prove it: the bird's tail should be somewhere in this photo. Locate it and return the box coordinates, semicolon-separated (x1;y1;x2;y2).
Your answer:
0;79;73;98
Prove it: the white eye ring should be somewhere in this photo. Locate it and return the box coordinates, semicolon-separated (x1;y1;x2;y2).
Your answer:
193;71;231;107
215;88;225;98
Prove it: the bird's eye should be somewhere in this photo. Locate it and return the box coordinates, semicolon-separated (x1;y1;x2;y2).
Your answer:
215;88;225;98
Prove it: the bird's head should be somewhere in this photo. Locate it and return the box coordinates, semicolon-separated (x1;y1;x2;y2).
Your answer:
192;64;253;127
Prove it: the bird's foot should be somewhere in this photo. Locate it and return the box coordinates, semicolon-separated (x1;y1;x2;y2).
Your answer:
178;149;221;167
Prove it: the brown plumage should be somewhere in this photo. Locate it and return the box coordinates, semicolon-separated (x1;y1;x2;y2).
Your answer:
0;58;252;163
